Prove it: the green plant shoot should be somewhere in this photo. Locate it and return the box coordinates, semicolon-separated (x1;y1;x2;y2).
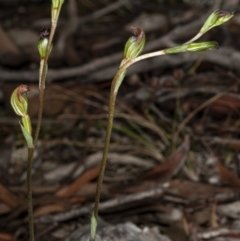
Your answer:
90;10;234;241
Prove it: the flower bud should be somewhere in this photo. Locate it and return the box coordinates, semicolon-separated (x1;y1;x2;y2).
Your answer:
38;28;52;59
201;10;234;34
165;41;218;54
124;27;146;60
10;85;29;117
187;41;218;52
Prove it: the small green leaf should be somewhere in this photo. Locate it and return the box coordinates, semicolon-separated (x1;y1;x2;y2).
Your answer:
90;212;98;241
114;69;126;94
20;123;34;148
21;115;32;136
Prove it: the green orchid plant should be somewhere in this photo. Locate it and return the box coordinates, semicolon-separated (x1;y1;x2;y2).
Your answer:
9;5;233;241
90;10;234;241
10;1;64;241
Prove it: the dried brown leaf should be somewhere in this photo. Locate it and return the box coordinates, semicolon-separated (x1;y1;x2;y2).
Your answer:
143;136;189;181
210;201;218;228
55;165;100;198
69;196;85;204
0;183;19;208
213;95;240;109
209;94;240;117
33;204;66;218
0;233;12;241
0;202;11;215
217;159;240;188
169;179;234;202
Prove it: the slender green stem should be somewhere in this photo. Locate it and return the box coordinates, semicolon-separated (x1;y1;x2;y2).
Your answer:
28;19;58;241
27;5;63;241
90;63;129;240
33;23;57;145
34;89;44;145
34;4;63;144
91;72;120;216
27;147;35;241
92;93;116;219
184;32;203;45
90;52;167;241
